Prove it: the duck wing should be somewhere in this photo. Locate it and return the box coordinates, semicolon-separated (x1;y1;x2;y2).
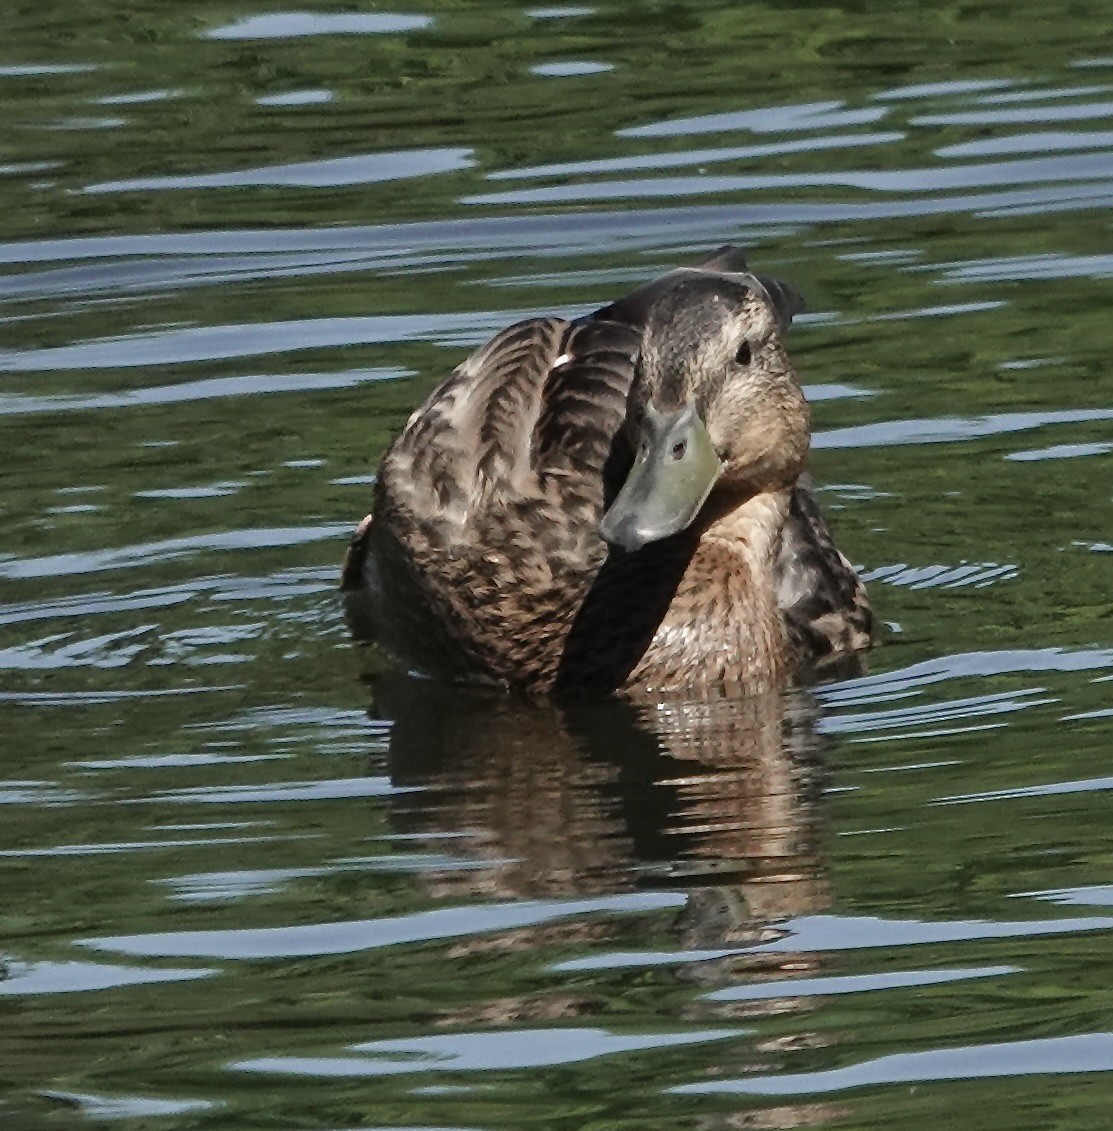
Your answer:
382;314;640;548
360;313;642;688
775;475;872;669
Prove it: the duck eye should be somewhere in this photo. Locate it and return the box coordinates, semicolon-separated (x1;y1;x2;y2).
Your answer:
735;341;752;366
671;441;686;461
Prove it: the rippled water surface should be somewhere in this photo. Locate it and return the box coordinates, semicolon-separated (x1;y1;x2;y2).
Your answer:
2;2;1112;1128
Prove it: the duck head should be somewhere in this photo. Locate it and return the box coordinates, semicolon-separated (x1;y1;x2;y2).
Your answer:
599;252;810;552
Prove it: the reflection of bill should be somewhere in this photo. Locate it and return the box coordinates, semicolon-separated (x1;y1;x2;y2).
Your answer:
375;672;830;934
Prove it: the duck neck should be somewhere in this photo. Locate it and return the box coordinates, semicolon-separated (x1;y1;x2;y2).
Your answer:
628;487;792;693
695;487;792;682
699;486;792;564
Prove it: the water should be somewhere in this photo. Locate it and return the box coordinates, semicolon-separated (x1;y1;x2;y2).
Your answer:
1;1;1111;1127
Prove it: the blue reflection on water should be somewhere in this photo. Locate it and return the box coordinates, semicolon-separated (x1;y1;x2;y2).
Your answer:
673;1032;1113;1095
232;1026;741;1077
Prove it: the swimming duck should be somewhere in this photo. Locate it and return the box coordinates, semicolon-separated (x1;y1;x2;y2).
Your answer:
342;247;871;696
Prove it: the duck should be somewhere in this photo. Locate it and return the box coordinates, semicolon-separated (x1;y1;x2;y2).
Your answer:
341;246;871;696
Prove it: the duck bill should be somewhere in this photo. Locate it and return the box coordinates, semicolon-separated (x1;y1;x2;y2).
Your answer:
600;401;723;552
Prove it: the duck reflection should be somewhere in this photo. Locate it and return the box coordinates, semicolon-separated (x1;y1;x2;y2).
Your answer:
362;676;841;1120
372;673;830;932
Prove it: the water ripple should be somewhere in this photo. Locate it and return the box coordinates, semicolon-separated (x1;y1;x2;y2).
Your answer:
0;63;98;77
0;524;348;579
935;776;1113;805
931;251;1113;282
1020;885;1113;907
160;855;487;904
820;648;1113;709
232;1026;741;1077
0;311;549;371
0;959;215;996
488;132;902;180
725;912;1113;956
0;193;1106;269
0;626;154;670
530;61;612;77
873;79;1018;101
862;562;1018;589
0;251;464;302
0;834;298;856
814;408;1113;449
94;89;182;106
186;705;374;734
85;148;473;194
463;152;1113;206
0;685;241;707
701;965;1018;1002
79;893;685;959
820;689;1054;737
938;129;1113;158
0;781;90;806
984;84;1113;105
0;568;334;626
526;6;594;17
1006;441;1111;462
618;100;890;138
673;1032;1113;1096
256;89;333;107
551;907;1113;970
139;776;407;805
912;100;1113;126
36;1092;213;1119
0;369;409;415
203;12;434;40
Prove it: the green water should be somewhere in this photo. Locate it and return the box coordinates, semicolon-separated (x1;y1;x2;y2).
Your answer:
1;1;1112;1128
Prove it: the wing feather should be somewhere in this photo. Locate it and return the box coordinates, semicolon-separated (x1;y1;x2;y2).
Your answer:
776;476;872;665
532;318;641;477
394;317;569;517
379;312;641;552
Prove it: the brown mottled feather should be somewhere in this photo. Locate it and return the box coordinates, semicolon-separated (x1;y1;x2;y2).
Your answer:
777;475;873;669
352;314;643;691
343;251;872;695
